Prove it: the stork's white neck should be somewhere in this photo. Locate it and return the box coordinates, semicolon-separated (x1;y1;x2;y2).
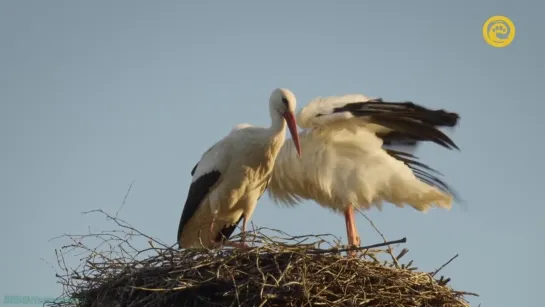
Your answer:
263;109;287;160
269;109;286;136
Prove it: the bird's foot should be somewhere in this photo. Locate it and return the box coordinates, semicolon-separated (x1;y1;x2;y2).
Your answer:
209;239;249;249
354;235;361;247
222;240;250;249
346;237;361;258
347;248;358;258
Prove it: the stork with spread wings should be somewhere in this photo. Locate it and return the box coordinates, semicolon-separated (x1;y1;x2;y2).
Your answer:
267;93;460;252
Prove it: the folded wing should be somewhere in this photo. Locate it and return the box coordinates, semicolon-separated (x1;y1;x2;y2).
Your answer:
178;139;230;245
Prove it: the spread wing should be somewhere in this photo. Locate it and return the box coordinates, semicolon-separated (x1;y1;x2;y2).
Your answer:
297;93;459;188
296;94;460;151
268;93;461;208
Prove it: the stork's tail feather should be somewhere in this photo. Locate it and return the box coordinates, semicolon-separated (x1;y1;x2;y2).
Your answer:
387;177;453;212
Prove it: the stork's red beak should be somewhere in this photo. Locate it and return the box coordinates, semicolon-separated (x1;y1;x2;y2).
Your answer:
283;111;301;157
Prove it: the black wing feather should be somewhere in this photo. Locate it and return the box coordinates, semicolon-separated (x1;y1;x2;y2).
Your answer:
177;171;221;244
215;215;244;243
333;100;460;150
371;115;458;149
190;163;198;176
334;99;459;127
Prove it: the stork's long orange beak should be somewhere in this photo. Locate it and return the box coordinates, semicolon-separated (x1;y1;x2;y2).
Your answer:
283;111;301;157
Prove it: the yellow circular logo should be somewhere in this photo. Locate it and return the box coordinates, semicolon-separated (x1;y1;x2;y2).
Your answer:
483;15;515;48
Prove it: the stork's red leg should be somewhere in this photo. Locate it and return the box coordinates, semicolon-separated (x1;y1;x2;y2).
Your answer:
344;205;361;257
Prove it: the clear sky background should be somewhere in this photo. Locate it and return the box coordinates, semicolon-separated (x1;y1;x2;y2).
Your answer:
1;1;543;306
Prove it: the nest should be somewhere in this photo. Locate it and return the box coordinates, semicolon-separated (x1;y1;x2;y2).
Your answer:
50;210;477;307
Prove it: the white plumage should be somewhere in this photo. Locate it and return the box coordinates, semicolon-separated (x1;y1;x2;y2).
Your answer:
267;93;460;249
177;88;301;249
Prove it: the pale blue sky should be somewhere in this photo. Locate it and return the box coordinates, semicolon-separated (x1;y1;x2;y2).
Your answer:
1;1;543;306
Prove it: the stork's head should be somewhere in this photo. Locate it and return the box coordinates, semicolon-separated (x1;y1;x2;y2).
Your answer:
269;88;301;157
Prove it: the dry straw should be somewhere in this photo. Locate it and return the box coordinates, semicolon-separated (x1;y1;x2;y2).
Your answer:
49;210;477;307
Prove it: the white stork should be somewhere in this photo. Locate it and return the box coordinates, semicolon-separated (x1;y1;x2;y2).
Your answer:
177;88;302;249
267;93;460;249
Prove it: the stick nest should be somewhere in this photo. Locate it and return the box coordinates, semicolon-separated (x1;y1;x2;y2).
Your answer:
50;210;477;307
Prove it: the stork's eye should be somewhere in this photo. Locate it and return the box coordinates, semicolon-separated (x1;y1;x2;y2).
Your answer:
282;97;289;105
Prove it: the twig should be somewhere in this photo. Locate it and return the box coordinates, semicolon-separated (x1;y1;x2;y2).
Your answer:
115;180;134;218
358;210;401;268
308;237;407;255
431;254;459;277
